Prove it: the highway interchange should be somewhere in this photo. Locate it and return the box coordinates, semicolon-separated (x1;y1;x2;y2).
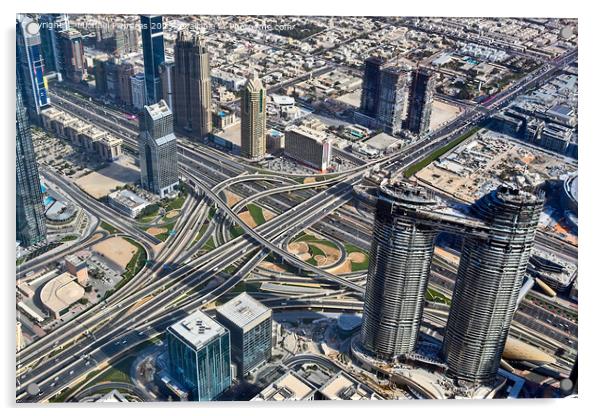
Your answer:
16;46;578;402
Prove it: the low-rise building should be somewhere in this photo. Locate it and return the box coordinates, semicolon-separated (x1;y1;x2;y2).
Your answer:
64;254;89;286
251;371;315;401
108;189;151;218
318;371;384;400
39;272;85;319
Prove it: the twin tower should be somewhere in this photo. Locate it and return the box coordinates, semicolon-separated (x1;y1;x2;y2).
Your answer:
360;180;544;385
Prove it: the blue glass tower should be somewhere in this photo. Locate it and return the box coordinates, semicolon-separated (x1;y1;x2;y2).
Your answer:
140;15;165;105
16;69;47;247
16;14;50;118
167;310;232;401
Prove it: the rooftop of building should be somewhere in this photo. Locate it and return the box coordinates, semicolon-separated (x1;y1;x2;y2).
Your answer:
286;124;329;143
216;293;271;330
64;253;87;268
365;132;401;151
39;272;85;315
144;100;172;120
108;189;149;209
168;309;227;351
319;371;383;400
252;371;315;401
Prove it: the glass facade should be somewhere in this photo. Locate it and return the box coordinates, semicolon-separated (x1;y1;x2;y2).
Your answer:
140;15;165;105
16;15;50;118
16;69;47;247
167;328;232;401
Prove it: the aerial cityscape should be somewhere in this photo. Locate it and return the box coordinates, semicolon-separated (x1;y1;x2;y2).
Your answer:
15;13;578;402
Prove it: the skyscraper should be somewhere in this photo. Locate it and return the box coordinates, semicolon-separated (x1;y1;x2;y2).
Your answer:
140;15;165;105
58;28;86;83
376;66;411;135
39;14;69;74
138;100;179;198
159;59;175;110
360;182;438;359
16;14;50;118
359;56;385;118
16;70;47;247
404;68;435;136
216;293;272;377
173;31;212;139
240;74;267;159
167;310;232;401
443;185;544;384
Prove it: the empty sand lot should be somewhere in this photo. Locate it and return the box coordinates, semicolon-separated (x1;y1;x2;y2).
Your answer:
93;236;137;271
429;100;463;131
75;158;140;199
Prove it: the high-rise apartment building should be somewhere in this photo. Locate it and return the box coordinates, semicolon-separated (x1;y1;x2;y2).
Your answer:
376;66;411;135
117;62;135;107
173;32;212;138
284;124;332;171
216;293;272;377
16;70;47;247
39;14;69;74
240;75;267;159
404;68;436;136
166;310;232;401
138;100;179;198
359;182;438;359
159;59;175;110
443;186;544;384
16;14;50;118
359;56;385;118
140;15;165;105
58;28;87;83
131;73;146;111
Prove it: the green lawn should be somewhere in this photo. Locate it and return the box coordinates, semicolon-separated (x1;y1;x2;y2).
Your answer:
344;243;370;272
165;193;186;211
60;234;79;242
425;287;452;306
202;237;216;252
155;221;176;242
230;224;245;239
403;127;480;178
100;221;119;234
120;238;147;283
246;203;266;226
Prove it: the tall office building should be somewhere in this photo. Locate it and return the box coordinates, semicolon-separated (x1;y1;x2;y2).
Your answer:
58;28;87;83
376;66;411;135
93;54;110;95
159;59;175;110
359;56;385;118
360;181;438;359
240;74;267;159
16;70;47;247
39;14;69;74
443;185;544;384
16;14;50;118
173;32;212;138
166;310;232;401
404;68;435;136
216;293;272;377
138;100;179;198
140;15;165;105
117;62;135;107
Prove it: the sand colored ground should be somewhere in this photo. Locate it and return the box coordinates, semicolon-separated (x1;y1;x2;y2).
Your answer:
92;236;137;270
238;211;257;228
260;261;287;273
429;100;463;131
303;177;317;184
327;259;353;275
310;242;341;258
147;227;168;236
75;159;140;199
165;210;180;219
348;252;367;263
263;209;276;221
287;241;309;255
224;190;242;207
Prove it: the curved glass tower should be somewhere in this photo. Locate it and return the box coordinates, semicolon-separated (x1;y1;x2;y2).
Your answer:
360;182;438;360
443;185;544;384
